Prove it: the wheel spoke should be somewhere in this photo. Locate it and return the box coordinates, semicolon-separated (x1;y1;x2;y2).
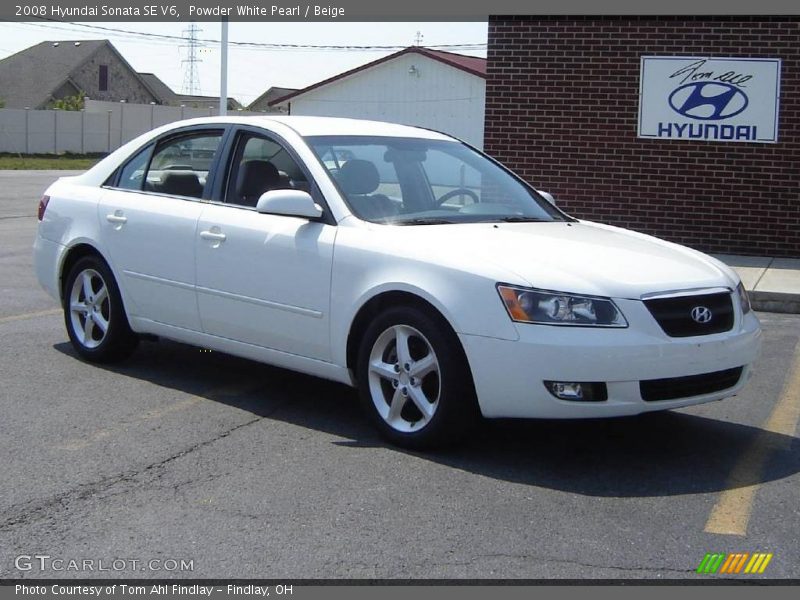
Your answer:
408;386;434;421
93;312;109;334
370;359;397;381
70;301;87;313
410;353;437;378
394;326;412;365
81;272;94;300
387;387;407;423
94;284;108;304
82;314;95;342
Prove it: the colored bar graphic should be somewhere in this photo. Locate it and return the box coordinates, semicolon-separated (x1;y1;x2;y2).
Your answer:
699;552;773;575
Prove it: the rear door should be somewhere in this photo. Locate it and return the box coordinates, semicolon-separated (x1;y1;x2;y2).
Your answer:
99;128;226;331
195;126;336;361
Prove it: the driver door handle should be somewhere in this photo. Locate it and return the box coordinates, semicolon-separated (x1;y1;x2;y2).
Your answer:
106;214;127;224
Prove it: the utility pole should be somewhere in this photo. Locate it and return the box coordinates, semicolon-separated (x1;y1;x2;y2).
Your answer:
414;31;424;46
220;18;228;116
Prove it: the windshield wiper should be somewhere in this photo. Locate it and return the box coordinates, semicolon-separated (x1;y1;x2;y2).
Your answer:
392;217;457;226
493;216;549;223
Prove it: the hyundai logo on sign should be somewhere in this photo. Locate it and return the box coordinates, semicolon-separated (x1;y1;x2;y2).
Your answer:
668;82;749;121
638;57;781;143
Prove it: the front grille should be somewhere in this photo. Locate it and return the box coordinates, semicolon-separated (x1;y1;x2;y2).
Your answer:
644;292;734;337
640;367;744;402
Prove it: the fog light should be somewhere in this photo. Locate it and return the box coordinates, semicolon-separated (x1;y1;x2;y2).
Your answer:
544;381;608;402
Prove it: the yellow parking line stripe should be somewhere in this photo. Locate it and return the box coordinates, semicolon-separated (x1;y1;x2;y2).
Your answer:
0;308;61;324
57;381;264;451
705;340;800;536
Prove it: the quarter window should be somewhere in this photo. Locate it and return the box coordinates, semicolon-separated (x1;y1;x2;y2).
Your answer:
115;145;152;191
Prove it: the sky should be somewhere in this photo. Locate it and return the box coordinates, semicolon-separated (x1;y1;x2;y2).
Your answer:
0;21;488;106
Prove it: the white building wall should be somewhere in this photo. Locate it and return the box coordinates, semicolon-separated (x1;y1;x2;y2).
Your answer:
284;54;486;148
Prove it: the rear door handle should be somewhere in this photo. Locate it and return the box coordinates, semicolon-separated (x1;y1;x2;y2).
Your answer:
106;214;127;224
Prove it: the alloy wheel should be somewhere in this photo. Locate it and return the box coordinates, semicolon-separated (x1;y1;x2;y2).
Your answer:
367;324;441;433
69;268;110;349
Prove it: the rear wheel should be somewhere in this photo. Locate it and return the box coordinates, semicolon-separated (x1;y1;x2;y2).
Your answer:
356;306;479;449
63;255;138;363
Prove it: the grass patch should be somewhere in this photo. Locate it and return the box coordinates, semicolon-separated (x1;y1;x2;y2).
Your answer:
0;153;105;170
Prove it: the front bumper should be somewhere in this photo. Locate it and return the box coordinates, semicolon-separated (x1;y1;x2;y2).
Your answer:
459;296;762;419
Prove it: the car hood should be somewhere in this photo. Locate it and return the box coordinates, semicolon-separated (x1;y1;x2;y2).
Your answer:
393;220;737;299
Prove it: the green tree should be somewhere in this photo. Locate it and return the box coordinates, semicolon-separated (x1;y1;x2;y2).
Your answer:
51;92;86;111
0;98;5;108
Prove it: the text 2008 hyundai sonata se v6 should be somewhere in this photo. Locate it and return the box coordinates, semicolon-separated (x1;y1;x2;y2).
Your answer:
34;116;762;448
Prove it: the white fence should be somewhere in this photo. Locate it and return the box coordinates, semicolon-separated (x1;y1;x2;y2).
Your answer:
0;100;260;154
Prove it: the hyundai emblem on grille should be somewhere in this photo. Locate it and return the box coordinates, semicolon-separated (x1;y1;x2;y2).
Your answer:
691;306;714;324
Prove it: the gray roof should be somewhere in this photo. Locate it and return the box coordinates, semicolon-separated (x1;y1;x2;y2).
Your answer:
138;72;180;104
138;72;243;109
0;40;108;108
248;86;298;111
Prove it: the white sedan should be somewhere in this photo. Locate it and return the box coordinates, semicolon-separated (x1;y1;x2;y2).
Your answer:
34;116;762;448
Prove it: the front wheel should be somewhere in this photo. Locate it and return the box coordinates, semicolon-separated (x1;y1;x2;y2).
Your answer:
63;255;138;363
356;306;480;449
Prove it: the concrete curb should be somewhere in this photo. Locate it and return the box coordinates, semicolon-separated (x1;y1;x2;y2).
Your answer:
750;291;800;315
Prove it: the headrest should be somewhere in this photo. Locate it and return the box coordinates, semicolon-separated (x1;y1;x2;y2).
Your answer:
336;159;379;195
237;160;281;197
161;171;203;197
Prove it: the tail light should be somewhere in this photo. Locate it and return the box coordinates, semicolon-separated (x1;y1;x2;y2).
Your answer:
37;195;50;221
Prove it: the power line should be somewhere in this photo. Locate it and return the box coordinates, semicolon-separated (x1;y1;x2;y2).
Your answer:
12;18;487;52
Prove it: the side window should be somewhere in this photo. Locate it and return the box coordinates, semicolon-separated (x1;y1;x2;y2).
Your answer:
115;145;152;191
145;132;223;199
225;132;310;207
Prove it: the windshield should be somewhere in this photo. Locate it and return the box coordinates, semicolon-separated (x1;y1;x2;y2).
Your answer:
307;135;569;225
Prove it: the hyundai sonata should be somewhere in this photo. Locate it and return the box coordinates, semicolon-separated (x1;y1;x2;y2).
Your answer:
34;116;762;447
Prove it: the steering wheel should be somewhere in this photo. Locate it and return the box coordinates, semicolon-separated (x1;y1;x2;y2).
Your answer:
435;187;479;206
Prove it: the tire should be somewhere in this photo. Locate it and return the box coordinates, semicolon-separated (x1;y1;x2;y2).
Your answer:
63;255;138;363
356;305;480;449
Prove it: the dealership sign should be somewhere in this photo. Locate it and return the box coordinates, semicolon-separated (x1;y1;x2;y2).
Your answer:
638;57;781;143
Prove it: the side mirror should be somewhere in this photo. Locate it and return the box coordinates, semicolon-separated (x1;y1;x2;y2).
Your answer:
536;190;557;206
256;190;323;219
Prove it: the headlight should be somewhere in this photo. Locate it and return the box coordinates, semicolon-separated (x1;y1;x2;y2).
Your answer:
736;281;752;314
497;284;627;327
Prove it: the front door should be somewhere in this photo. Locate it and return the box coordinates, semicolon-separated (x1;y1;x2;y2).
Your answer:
195;129;336;361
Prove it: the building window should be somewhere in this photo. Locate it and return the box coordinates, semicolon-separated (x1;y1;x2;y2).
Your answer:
99;65;108;92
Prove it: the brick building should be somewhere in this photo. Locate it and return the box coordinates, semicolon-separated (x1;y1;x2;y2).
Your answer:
484;16;799;257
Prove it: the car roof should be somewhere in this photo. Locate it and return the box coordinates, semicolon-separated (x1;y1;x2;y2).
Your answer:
174;115;457;141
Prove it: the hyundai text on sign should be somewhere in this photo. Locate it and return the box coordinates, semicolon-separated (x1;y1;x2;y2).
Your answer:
638;56;781;143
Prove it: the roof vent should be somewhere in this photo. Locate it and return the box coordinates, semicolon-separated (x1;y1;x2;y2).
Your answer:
52;42;59;47
74;42;81;46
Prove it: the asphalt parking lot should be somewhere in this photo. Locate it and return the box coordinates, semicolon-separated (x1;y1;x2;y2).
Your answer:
1;171;799;580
